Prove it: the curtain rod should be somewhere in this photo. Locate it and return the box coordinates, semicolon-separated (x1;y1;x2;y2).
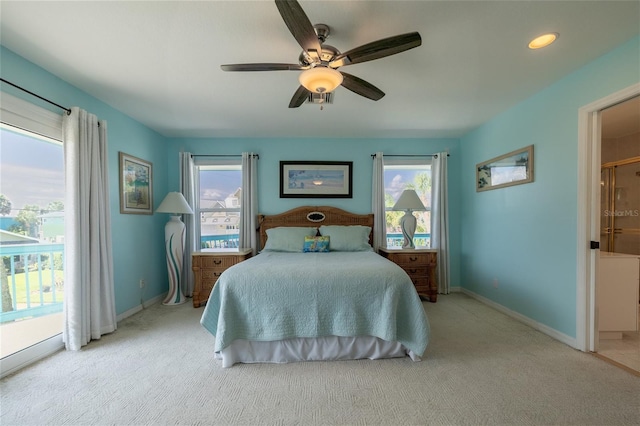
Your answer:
1;78;72;115
191;154;259;159
371;153;450;158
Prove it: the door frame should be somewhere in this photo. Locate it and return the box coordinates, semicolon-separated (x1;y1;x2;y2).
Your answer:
576;83;640;352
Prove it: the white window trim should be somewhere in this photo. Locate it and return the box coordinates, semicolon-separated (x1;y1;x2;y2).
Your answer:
195;159;243;249
0;91;62;140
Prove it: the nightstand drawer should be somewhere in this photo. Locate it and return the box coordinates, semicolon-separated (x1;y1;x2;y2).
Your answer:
202;270;224;281
408;277;430;287
401;266;428;276
201;256;237;270
386;253;435;266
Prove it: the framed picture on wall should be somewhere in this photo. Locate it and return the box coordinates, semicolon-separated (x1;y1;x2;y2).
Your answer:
119;152;153;214
280;161;353;198
476;145;534;192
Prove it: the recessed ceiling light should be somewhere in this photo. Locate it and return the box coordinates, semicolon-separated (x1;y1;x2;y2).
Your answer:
528;33;559;49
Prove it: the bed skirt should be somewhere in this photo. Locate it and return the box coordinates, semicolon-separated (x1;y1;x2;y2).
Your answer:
215;336;421;368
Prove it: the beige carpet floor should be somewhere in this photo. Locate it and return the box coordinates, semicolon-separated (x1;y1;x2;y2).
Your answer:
1;293;639;426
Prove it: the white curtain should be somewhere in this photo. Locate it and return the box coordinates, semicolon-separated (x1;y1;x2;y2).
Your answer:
180;152;197;297
372;152;386;251
62;107;117;350
240;152;258;254
431;152;450;294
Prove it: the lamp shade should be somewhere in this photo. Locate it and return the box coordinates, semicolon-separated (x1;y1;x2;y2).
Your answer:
393;189;426;211
156;192;194;215
299;67;343;93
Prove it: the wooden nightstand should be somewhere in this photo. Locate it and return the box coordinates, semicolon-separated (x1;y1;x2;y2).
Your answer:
191;248;252;307
378;247;438;302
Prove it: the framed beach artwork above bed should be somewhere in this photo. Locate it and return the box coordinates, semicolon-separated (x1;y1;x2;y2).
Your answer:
280;161;353;198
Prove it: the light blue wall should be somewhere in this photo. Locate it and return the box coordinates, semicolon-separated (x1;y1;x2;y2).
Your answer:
3;31;638;340
1;46;170;315
459;36;640;338
168;137;462;288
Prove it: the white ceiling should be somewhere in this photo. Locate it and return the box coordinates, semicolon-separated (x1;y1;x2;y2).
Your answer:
1;1;639;139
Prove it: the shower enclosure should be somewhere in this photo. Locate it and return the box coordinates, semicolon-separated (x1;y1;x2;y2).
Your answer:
600;157;640;255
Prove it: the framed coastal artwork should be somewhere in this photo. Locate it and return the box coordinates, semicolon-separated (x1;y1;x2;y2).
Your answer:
280;161;353;198
476;145;534;192
119;152;153;214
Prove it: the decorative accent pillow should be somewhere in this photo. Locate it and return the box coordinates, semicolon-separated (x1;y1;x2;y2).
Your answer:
318;225;373;252
303;236;330;253
263;227;318;252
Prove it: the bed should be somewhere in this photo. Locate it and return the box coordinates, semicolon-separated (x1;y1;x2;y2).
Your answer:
200;206;430;367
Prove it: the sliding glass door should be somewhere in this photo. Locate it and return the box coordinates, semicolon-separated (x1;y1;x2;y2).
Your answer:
0;123;65;359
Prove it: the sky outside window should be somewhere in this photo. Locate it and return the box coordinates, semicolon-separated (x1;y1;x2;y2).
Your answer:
0;126;64;215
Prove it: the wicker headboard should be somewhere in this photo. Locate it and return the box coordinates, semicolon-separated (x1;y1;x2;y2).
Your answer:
258;206;374;250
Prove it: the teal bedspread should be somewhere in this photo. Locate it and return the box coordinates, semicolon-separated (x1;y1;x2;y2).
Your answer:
200;251;430;356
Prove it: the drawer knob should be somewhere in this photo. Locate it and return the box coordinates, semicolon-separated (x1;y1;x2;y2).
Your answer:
213;259;222;265
409;269;418;274
410;256;418;261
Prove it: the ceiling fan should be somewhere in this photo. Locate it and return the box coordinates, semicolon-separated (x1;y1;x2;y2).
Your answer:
221;0;422;108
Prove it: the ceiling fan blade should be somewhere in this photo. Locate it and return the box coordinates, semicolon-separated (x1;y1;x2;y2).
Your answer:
275;0;322;61
221;63;306;72
340;72;385;101
289;85;310;108
330;32;422;68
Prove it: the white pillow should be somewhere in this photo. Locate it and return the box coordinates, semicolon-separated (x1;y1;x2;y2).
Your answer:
263;227;318;252
318;225;373;252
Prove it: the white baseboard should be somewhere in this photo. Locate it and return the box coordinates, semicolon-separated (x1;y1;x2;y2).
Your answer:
459;288;578;349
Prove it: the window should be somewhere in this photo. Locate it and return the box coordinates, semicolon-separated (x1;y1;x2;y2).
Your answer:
195;159;242;249
384;159;432;248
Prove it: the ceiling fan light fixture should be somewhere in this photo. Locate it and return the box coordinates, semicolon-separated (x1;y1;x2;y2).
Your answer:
528;32;558;49
299;67;343;93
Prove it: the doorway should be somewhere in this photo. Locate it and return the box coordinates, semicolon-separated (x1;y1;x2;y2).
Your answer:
595;96;640;373
576;83;640;367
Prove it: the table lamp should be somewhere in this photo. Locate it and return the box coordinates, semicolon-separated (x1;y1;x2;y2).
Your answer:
393;189;426;249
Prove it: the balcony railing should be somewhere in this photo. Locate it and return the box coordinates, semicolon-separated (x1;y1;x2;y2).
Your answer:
386;233;431;248
0;243;64;323
201;234;239;249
